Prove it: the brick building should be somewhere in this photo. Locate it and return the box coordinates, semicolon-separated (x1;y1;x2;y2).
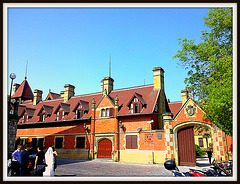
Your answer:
12;67;232;166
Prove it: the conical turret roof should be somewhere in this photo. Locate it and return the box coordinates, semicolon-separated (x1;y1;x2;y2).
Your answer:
11;79;33;100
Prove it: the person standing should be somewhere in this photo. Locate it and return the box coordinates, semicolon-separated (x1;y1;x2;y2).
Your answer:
207;149;213;164
43;147;54;177
11;145;22;176
34;147;45;176
52;146;58;172
20;144;30;176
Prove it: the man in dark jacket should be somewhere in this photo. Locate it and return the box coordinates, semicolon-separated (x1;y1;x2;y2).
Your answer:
207;149;213;164
20;144;30;176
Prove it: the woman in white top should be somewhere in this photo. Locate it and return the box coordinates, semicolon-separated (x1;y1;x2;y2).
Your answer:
43;147;54;177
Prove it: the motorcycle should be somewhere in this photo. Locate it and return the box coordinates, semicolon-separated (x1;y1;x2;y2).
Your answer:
164;160;193;177
164;159;233;177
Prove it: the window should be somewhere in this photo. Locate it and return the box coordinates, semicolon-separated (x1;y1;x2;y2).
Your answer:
55;137;63;149
22;112;28;123
106;108;109;117
101;108;112;117
32;138;44;148
130;101;141;114
38;138;44;147
57;107;64;121
199;138;204;147
101;109;106;117
135;104;139;113
76;137;85;149
76;109;81;119
32;138;37;147
39;110;46;122
126;135;138;149
75;104;84;119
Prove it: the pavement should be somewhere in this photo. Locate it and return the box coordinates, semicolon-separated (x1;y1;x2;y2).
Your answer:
54;159;173;177
54;156;212;177
178;156;212;172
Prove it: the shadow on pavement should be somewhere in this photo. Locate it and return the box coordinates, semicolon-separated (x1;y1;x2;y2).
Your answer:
56;158;90;166
55;174;77;177
196;163;211;167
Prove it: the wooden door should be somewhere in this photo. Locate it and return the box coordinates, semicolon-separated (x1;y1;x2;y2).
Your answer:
177;126;196;166
98;139;112;158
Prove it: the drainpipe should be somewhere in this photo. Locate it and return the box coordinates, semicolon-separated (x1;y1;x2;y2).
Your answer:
117;118;120;162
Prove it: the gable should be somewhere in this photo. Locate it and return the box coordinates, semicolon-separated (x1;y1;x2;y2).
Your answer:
97;95;115;109
173;98;204;121
126;92;147;107
72;100;89;112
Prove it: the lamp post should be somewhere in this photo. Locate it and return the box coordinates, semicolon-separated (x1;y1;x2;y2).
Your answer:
9;73;16;100
8;73;16;152
8;73;16;116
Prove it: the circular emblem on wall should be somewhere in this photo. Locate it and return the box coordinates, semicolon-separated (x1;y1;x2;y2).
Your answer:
186;105;196;116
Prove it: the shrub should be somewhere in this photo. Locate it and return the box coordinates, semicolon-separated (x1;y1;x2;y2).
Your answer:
195;144;206;157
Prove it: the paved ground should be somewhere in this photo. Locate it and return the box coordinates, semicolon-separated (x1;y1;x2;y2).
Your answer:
54;156;211;177
54;159;173;177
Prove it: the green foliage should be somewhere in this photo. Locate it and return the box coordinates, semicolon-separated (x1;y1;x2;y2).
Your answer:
173;8;233;136
195;144;206;157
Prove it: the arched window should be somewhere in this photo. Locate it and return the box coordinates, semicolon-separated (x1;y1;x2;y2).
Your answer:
106;108;110;117
101;109;106;117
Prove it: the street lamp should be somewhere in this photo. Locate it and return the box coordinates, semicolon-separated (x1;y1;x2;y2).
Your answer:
9;73;16;99
8;73;16;115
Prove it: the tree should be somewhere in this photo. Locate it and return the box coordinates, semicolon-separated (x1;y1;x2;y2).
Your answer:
173;8;233;136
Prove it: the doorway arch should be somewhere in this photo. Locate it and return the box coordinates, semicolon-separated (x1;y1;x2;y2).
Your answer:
173;121;213;166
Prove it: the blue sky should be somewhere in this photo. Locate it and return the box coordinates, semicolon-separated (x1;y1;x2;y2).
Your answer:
8;7;210;102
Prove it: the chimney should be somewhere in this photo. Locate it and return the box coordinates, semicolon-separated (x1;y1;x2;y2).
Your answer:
64;84;75;102
33;89;43;105
60;91;65;98
12;83;20;95
181;90;188;105
152;67;164;90
101;77;114;95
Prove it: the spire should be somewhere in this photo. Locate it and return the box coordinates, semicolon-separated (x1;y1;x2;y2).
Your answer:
25;60;28;80
109;54;111;78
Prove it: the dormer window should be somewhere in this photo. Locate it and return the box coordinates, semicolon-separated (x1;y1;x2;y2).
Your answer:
75;104;84;119
127;93;147;114
57;107;64;121
22;112;28;123
76;109;81;119
39;109;47;122
130;99;142;114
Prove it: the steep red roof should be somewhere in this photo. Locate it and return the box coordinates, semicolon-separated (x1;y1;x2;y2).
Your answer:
45;92;61;100
168;101;182;117
11;80;33;100
17;84;162;124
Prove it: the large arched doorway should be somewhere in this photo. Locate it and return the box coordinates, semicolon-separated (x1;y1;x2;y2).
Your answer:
177;126;196;166
98;139;112;158
173;121;213;166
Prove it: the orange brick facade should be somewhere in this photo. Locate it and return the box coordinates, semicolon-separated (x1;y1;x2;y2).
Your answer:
14;67;232;165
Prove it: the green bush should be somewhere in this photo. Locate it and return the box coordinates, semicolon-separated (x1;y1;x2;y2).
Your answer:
195;144;206;157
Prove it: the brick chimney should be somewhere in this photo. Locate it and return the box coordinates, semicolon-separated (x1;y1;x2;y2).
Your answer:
33;89;43;105
64;84;75;102
152;67;164;90
181;89;188;105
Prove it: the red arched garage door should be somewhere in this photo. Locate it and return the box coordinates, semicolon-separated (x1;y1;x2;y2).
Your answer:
98;139;112;158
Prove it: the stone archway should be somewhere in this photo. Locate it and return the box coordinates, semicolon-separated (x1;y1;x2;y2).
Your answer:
172;121;213;166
